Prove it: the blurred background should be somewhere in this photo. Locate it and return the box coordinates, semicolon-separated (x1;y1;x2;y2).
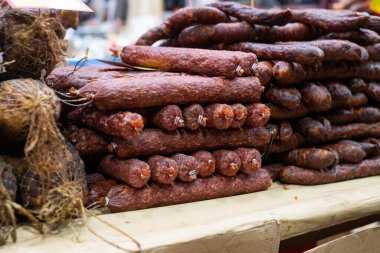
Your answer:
66;0;374;63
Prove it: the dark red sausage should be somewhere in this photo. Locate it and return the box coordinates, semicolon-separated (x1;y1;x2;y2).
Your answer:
212;150;241;177
279;156;380;185
279;122;293;142
266;123;279;140
262;163;286;181
266;103;309;120
177;24;215;48
365;82;380;102
78;76;264;110
265;86;302;110
64;127;109;155
147;155;179;185
245;103;271;127
135;24;168;46
103;169;272;212
257;61;273;86
183;104;207;131
325;82;352;106
268;134;304;154
152;105;184;131
171;154;200;182
87;179;117;206
230;103;248;129
67;105;144;140
326;140;366;163
366;43;380;60
99;155;151;188
299;83;332;112
192;151;216;178
320;29;380;46
86;173;105;185
205;104;234;130
120;46;258;78
234;148;262;174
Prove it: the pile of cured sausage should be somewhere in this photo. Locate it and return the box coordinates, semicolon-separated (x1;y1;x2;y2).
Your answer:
132;1;380;187
50;2;380;213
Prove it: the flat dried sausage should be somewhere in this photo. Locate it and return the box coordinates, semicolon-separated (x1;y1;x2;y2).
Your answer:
234;148;261;174
245;103;271;127
147;156;178;185
230;103;248;129
152;105;184;131
120;46;258;78
204;104;234;130
171;154;200;182
279;156;380;185
183;104;207;131
191;151;216;178
78;76;264;110
265;86;301;110
103;169;272;212
99;155;151;188
67;105;144;140
212;150;241;177
321;29;380;46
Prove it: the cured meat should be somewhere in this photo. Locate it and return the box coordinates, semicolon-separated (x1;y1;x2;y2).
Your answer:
212;22;256;44
99;155;151;188
67;105;144;140
176;24;214;48
245;103;271;127
152;105;184;131
366;43;380;60
163;6;229;36
279;122;293;142
345;93;368;108
262;163;285;181
257;61;273;86
204;104;234;130
192;151;216;178
299;83;332;111
265;86;301;110
78;76;264;110
326;140;366;163
296;117;329;141
171;154;200;182
121;46;258;78
183;104;207;131
321;29;380;46
230;103;248;128
325;82;352;107
209;2;292;26
365;82;380;102
266;103;308;120
85;173;105;185
147;156;178;185
103;169;272;212
220;42;324;64
277;148;339;170
325;107;380;125
234;148;262;174
212;150;241;176
87;179;117;206
64;127;109;155
279;156;380;185
347;78;367;93
135;24;168;46
273;61;380;84
277;40;368;62
268;134;304;154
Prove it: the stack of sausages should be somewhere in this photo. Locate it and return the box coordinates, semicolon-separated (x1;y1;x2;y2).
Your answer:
50;45;274;213
129;2;380;186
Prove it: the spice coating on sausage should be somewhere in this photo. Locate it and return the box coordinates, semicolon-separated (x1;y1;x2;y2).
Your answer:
152;105;184;131
204;104;234;130
279;156;380;185
68;105;144;140
64;127;109;155
245;103;271;127
212;150;241;177
230;104;248;129
120;46;258;78
234;148;262;174
183;104;207;131
147;155;179;185
104;169;272;212
99;155;151;188
192;150;216;178
163;6;229;36
171;154;200;182
265;87;301;110
79;76;264;110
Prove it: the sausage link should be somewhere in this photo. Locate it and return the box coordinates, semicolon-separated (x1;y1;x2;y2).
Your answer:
268;134;304;154
266;123;279;141
265;86;301;110
78;76;264;110
325;82;352;107
192;151;216;178
300;83;332;111
171;154;200;182
257;61;273;86
321;29;380;46
234;148;262;174
120;46;258;78
183;104;207;131
365;82;380;102
279;122;293;142
163;6;229;36
99;155;151;188
64;127;109;155
266;103;309;120
86;173;105;185
87;179;117;206
147;155;179;185
152;105;184;131
262;163;286;181
347;78;368;93
279;156;380;185
245;103;271;127
326;140;366;163
366;43;380;60
212;150;241;177
177;24;214;48
135;24;168;46
103;169;271;212
230;104;248;129
204;104;234;130
67;105;144;140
